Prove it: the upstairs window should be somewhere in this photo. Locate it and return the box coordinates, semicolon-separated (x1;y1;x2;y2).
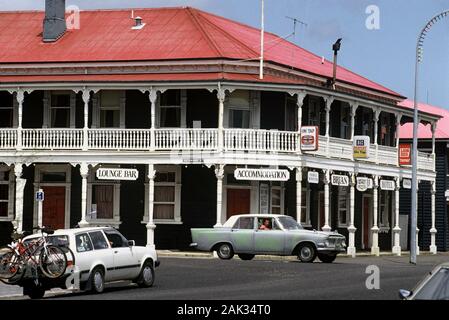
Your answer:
0;92;13;128
307;97;326;135
100;91;121;128
159;90;181;128
228;90;250;129
50;92;71;128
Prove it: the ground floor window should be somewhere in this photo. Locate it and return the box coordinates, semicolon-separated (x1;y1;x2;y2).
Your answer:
270;186;282;215
300;188;310;227
379;190;390;229
92;185;114;219
0;169;13;220
144;165;182;224
337;187;349;227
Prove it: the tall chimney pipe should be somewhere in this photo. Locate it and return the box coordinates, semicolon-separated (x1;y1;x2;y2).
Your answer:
329;38;342;89
43;0;67;42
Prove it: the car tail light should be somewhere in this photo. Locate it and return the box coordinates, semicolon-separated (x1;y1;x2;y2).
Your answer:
66;260;73;267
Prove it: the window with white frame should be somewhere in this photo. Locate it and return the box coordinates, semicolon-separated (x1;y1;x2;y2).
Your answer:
144;166;182;224
0;92;14;128
379;190;390;228
0;169;13;220
159;90;182;128
337;187;349;227
228;90;250;129
300;187;310;226
50;92;72;128
340;103;351;139
87;168;121;226
271;186;282;215
100;91;122;128
307;96;326;136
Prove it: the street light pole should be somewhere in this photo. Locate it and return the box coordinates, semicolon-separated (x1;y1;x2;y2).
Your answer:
411;10;449;265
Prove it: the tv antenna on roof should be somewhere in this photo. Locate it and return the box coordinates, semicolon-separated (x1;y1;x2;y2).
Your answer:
286;16;307;40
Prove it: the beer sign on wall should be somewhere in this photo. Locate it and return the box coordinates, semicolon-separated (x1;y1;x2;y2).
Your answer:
300;126;319;151
380;180;395;191
331;174;349;186
353;136;370;159
399;144;412;166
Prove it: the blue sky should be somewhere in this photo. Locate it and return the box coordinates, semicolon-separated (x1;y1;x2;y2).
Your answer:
2;0;449;109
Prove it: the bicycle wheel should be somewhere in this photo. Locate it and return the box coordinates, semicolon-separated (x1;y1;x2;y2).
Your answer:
0;247;21;280
39;245;67;279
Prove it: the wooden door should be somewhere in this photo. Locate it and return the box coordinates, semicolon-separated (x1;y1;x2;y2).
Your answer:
42;186;66;230
363;197;371;249
227;189;250;219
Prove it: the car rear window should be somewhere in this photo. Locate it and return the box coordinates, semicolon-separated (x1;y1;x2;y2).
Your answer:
233;217;254;230
88;231;109;250
75;233;93;252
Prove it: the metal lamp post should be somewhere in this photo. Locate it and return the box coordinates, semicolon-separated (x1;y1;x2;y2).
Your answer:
411;10;449;264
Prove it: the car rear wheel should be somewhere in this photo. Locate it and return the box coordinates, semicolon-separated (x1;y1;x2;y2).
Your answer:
24;283;46;300
318;253;337;263
297;243;316;263
90;268;105;294
238;254;255;261
216;243;234;260
136;261;155;288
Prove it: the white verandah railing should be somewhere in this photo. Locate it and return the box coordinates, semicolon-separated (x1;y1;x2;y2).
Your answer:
0;129;17;149
223;129;299;153
22;129;83;149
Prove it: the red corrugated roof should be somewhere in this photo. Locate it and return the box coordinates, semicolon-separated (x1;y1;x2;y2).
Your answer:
0;7;401;97
399;100;449;139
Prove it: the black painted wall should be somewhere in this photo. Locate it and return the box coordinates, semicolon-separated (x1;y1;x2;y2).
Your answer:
125;91;151;129
22;91;43;128
260;92;285;130
186;90;218;128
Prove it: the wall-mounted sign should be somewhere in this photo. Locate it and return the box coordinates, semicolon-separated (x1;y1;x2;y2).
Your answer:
96;168;139;181
300;126;319;151
331;174;349;186
353;136;370;159
403;179;412;189
308;171;319;184
399;144;412;166
234;168;290;181
380;180;395;191
35;190;45;202
356;177;369;192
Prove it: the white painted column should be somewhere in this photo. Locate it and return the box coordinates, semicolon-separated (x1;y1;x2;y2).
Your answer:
13;164;26;233
322;169;331;232
214;164;225;227
16;91;24;150
78;163;89;228
392;177;401;256
297;92;306;154
325;97;333;158
350;102;358;141
374;109;380;163
395;113;402;149
146;164;157;248
82;90;90;151
217;88;225;153
347;173;356;257
149;89;158;151
296;167;303;223
430;181;437;254
431;122;437;172
371;176;380;256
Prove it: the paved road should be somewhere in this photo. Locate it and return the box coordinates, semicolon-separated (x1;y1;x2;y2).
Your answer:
2;254;449;300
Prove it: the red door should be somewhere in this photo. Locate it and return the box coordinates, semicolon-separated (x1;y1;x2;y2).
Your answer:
42;186;66;230
363;197;370;249
227;189;250;219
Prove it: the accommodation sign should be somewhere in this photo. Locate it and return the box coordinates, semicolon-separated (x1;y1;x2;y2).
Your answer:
331;174;349;186
234;168;290;181
300;126;319;151
96;168;139;181
353;136;370;159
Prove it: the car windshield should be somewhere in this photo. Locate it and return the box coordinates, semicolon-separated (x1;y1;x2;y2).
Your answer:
277;216;303;230
414;267;449;300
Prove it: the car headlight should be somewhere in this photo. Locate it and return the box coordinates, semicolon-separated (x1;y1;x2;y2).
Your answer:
325;240;330;247
342;240;346;247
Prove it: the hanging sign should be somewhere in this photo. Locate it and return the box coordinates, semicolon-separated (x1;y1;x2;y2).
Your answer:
96;168;139;181
353;136;370;159
402;179;411;189
356;177;369;192
234;168;290;181
367;178;373;189
331;174;349;186
380;180;395;191
300;126;319;151
308;171;319;184
399;144;412;166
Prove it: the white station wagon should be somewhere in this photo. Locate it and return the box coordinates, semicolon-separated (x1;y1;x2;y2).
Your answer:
21;227;159;299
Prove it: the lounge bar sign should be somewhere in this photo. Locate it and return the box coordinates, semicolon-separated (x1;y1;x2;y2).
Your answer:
96;168;139;181
353;136;370;159
399;144;412;166
380;180;395;191
300;126;319;151
331;174;349;186
234;168;290;181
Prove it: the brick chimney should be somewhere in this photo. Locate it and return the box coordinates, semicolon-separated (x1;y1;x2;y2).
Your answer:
43;0;67;42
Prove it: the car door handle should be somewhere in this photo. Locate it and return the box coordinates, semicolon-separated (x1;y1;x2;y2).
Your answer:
114;251;118;254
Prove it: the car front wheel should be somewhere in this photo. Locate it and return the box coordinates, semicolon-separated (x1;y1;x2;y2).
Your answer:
297;243;316;263
136;261;155;288
216;243;234;260
317;253;337;263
